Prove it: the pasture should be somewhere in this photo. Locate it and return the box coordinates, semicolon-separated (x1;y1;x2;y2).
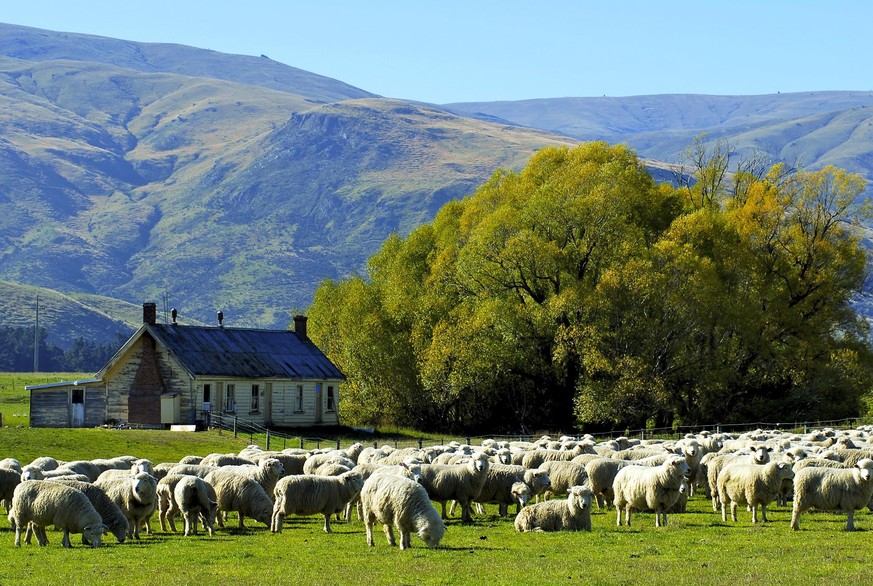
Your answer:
0;374;871;584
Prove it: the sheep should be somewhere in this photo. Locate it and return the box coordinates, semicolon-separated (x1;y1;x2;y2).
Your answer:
95;459;157;483
514;485;593;532
201;453;257;467
0;467;21;514
418;452;490;523
9;480;108;548
0;458;22;473
303;453;356;475
152;462;177;480
56;460;102;482
213;458;285;496
157;474;218;536
538;461;589;498
612;454;691;527
48;478;130;544
347;460;423;520
468;464;550;517
791;459;873;531
706;448;772;511
203;469;273;529
521;445;592;469
360;473;446;549
585;457;633;509
178;455;204;465
248;451;307;476
167;463;219;478
95;471;158;539
716;461;795;524
271;470;364;533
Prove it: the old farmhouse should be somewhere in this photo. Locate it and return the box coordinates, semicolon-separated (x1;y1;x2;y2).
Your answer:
27;303;344;429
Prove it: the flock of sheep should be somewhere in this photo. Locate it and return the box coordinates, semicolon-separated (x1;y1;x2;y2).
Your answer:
2;424;873;549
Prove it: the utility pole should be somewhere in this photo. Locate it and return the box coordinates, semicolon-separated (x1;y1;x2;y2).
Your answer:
33;295;39;372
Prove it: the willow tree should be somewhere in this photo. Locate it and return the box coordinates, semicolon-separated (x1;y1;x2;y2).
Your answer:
308;142;873;433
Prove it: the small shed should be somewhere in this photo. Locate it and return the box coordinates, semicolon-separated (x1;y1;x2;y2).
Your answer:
27;303;345;429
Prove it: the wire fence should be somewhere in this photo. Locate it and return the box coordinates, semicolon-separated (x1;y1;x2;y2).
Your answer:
207;412;871;452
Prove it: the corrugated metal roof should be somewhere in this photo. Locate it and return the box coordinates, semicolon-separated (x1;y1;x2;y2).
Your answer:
148;324;345;380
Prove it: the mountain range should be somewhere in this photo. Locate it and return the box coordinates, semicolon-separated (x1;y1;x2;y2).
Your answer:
0;22;871;348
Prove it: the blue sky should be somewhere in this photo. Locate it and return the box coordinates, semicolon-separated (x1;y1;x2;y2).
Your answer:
4;1;871;103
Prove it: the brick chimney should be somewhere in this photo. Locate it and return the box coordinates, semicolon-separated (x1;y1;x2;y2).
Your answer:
293;315;308;340
143;302;157;325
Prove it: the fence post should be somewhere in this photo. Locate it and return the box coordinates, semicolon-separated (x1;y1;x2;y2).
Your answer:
336;439;340;450
266;430;271;450
299;437;304;449
418;439;423;449
233;416;238;438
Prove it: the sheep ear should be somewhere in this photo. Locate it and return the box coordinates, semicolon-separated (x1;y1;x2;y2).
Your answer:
766;447;773;452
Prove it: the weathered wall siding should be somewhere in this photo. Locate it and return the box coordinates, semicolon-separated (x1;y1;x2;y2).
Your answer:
30;390;69;428
269;379;341;426
155;345;195;423
84;386;106;427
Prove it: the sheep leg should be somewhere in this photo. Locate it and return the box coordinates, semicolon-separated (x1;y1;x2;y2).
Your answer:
439;501;448;520
24;523;33;545
448;500;458;517
845;510;855;531
790;506;801;530
615;505;622;526
238;514;247;529
270;510;283;533
61;529;72;549
624;505;632;527
14;524;22;547
383;523;396;546
399;528;410;550
364;519;375;546
730;502;738;522
322;513;332;533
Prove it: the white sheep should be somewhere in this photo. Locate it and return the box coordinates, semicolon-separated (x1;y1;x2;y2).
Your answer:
200;453;256;467
95;471;158;539
360;473;446;549
418;452;490;523
470;464;550;516
538;460;588;498
612;454;690;527
271;470;364;533
157;474;218;536
514;485;593;532
9;480;108;548
48;478;129;544
203;469;274;529
0;458;21;473
706;447;772;511
213;458;285;496
791;459;873;531
585;457;633;508
303;453;356;475
716;460;795;524
167;463;219;478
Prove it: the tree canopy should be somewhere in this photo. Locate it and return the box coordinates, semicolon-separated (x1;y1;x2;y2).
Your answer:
308;142;873;433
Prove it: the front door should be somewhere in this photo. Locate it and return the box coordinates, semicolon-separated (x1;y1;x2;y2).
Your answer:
71;388;85;427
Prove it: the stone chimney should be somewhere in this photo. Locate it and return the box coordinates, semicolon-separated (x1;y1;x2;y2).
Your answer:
293;315;308;340
143;302;157;325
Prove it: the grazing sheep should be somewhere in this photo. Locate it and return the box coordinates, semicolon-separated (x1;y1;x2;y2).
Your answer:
157;474;218;536
271;470;364;533
612;455;691;527
791;459;873;531
95;471;158;539
48;478;130;544
419;453;490;523
0;467;21;514
514;485;593;532
467;464;549;517
178;455;204;465
717;461;795;524
9;480;108;548
249;451;307;476
203;469;273;529
361;473;446;549
303;453;357;475
200;453;256;467
538;461;589;498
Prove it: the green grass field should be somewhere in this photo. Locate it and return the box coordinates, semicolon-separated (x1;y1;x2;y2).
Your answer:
1;373;871;584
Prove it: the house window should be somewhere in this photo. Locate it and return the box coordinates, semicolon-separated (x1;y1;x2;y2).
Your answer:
251;384;260;413
225;384;236;412
295;385;304;412
72;388;84;404
326;385;335;412
203;384;211;404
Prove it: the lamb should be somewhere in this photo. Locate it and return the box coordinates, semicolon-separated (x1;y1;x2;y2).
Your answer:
360;473;446;549
514;485;593;532
157;474;218;536
716;460;795;523
95;471;158;539
418;452;490;523
612;454;691;527
791;459;873;531
48;478;130;544
538;461;589;498
203;469;274;529
271;470;364;533
9;480;108;548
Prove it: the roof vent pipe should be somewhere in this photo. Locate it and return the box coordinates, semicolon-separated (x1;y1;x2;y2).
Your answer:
217;310;224;327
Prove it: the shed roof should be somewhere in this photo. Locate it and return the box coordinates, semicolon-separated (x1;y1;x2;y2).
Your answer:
144;324;345;380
